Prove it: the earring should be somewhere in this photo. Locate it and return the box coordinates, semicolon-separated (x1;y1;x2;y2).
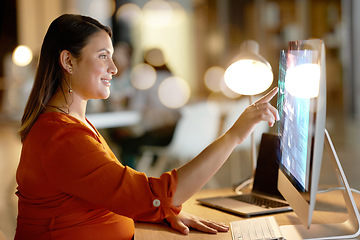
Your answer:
68;68;73;94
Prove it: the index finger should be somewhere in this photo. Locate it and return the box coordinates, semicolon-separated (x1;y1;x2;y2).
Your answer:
255;87;278;104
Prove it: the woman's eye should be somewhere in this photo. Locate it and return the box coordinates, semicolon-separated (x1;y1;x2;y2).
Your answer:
100;54;107;59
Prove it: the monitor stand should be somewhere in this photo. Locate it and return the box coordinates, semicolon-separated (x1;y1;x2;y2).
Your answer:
279;129;360;239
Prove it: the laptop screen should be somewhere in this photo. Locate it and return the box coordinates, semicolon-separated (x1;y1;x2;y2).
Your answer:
252;133;284;199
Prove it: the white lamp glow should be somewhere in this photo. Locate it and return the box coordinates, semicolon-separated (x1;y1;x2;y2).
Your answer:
224;40;273;96
285;63;320;98
224;60;273;95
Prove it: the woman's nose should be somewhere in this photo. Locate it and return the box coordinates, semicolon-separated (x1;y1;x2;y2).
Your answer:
109;60;118;75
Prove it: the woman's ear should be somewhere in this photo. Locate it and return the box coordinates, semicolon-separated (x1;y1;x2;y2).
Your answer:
59;50;73;74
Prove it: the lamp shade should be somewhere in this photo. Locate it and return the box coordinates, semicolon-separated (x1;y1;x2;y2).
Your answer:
224;40;273;95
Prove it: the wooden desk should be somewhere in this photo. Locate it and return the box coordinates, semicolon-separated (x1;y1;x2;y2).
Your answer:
134;188;360;239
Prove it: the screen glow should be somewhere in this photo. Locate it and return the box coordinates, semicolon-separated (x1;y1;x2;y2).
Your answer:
277;50;319;192
285;63;320;98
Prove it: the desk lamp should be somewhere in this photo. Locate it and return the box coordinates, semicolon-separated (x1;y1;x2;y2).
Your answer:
224;40;273;183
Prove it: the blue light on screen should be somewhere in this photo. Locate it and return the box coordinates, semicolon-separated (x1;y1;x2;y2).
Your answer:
281;94;310;190
277;50;314;192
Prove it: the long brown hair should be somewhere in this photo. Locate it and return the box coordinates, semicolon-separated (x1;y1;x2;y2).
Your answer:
19;14;112;142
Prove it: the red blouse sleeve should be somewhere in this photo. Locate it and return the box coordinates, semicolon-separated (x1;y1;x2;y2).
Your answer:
40;124;181;221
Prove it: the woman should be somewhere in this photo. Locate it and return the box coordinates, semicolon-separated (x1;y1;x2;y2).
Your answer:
15;14;279;240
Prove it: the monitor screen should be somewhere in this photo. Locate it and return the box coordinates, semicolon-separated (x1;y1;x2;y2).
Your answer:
277;49;319;193
276;39;326;228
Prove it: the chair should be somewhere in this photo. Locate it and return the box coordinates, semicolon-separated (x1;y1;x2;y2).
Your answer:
137;101;221;177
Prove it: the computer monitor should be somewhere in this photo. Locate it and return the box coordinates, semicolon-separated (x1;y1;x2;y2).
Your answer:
276;39;360;239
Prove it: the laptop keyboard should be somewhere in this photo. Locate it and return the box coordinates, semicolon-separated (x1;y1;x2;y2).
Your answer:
229;194;289;209
230;216;285;240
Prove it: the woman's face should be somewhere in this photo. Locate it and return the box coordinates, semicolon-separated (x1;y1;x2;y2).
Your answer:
71;30;118;100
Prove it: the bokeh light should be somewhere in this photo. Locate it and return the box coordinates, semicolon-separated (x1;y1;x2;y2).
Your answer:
116;3;142;27
207;32;225;59
158;76;190;108
130;63;157;90
144;48;167;67
88;0;116;24
142;0;174;28
204;66;225;92
12;45;33;67
167;1;186;25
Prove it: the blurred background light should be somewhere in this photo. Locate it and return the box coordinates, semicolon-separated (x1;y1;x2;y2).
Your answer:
204;66;225;92
166;1;186;25
12;45;33;67
142;0;174;29
144;48;167;67
88;0;115;25
130;63;157;90
158;76;190;108
116;3;142;27
207;32;225;59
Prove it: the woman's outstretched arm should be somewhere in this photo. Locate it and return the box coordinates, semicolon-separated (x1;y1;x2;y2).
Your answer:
173;87;279;207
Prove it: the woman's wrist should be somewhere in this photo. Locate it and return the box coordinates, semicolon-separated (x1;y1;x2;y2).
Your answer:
222;128;242;147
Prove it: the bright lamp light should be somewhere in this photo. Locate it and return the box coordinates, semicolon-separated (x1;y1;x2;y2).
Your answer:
224;40;273;96
224;59;273;95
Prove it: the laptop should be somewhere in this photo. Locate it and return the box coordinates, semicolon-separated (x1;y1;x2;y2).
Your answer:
197;133;292;218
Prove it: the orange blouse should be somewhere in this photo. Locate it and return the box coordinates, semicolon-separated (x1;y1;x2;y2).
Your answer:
15;112;181;240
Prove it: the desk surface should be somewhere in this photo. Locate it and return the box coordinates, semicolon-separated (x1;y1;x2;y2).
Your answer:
134;188;360;240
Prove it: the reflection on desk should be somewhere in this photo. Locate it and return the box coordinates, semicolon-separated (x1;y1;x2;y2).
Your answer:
86;111;141;129
134;188;360;240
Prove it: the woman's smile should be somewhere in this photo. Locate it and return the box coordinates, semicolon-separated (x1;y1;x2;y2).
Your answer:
101;78;111;87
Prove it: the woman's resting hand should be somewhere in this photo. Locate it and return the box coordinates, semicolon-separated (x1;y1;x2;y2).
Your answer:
164;211;229;235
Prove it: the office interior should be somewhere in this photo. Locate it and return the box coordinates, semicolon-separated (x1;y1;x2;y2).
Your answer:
1;0;360;239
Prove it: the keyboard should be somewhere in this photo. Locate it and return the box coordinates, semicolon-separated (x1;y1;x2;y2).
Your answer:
230;216;285;240
229;194;289;209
